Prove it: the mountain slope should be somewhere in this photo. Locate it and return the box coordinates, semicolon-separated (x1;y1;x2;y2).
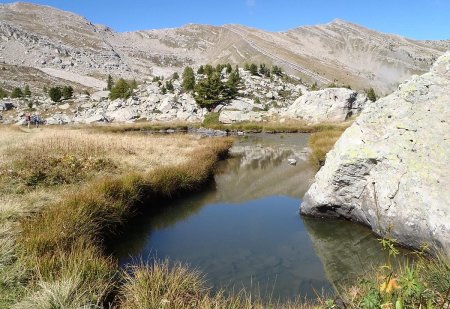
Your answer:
0;2;448;93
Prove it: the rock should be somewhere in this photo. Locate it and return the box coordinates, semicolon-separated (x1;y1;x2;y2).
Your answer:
219;111;265;124
0;102;14;111
107;109;139;122
58;103;70;110
288;158;297;165
91;90;110;102
45;113;70;125
301;52;450;255
285;88;368;123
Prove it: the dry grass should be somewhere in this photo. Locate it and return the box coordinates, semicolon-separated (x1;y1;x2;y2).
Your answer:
118;259;317;309
0;125;233;308
308;128;347;167
204;118;351;134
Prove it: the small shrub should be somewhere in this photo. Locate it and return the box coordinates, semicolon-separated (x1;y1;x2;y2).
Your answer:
11;87;23;98
48;87;62;102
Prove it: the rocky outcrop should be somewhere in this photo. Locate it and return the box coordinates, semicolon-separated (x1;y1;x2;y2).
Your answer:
301;52;450;255
284;88;368;123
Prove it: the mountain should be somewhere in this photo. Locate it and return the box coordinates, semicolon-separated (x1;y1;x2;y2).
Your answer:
1;2;449;93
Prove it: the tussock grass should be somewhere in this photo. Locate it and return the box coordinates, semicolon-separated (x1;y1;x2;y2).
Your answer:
118;259;317;309
308;128;347;167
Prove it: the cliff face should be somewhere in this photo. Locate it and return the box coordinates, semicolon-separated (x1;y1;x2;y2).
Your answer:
301;52;450;255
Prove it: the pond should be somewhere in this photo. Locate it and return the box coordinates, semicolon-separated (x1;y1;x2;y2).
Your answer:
111;133;409;301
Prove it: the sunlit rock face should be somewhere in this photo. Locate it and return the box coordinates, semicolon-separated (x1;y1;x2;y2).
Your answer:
301;52;450;255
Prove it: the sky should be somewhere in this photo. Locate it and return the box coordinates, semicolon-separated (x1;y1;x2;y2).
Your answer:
1;0;449;40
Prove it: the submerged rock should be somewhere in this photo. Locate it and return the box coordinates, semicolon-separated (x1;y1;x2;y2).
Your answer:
301;52;450;255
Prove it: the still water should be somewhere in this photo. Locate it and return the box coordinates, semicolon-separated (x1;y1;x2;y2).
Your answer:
111;134;407;301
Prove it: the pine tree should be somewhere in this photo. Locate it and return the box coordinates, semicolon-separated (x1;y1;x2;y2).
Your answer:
11;87;23;98
109;78;131;100
249;63;258;75
310;82;319;91
197;65;204;75
161;85;167;95
182;66;195;92
62;86;73;100
194;72;226;109
204;64;214;77
107;75;114;91
244;63;250;71
226;63;233;74
165;80;174;92
367;88;377;101
172;72;180;80
225;67;241;99
24;85;31;97
48;87;62;102
271;65;283;76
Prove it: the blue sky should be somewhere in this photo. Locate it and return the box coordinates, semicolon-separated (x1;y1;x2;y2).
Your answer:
1;0;449;40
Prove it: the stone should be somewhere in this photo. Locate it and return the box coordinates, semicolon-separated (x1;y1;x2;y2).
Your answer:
284;88;368;123
219;111;265;124
91;90;110;102
288;158;297;165
301;52;450;255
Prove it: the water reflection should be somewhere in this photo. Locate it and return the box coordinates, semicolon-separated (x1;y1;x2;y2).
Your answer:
110;133;410;301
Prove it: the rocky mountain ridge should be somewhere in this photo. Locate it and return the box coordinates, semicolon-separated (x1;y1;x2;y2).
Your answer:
1;2;449;94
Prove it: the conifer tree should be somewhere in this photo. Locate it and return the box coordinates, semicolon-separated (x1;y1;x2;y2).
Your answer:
24;85;31;97
367;87;377;101
11;87;23;98
107;75;114;91
182;66;195;92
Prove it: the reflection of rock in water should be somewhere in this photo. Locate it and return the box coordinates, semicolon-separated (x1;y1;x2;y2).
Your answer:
302;217;412;291
214;138;315;203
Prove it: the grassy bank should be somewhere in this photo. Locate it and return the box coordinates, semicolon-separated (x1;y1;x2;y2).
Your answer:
1;126;448;308
203;116;352;134
307;127;348;167
0;126;232;308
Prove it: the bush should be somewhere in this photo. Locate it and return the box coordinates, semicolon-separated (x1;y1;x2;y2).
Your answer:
48;87;62;102
62;86;73;100
367;87;377;101
197;65;204;75
172;72;179;80
11;87;23;98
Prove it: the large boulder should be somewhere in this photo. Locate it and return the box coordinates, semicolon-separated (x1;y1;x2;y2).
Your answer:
301;52;450;255
285;88;368;123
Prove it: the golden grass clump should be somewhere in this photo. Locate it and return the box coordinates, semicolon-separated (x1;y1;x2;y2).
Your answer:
308;128;347;167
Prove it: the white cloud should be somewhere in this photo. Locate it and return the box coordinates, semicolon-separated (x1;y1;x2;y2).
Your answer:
246;0;256;7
